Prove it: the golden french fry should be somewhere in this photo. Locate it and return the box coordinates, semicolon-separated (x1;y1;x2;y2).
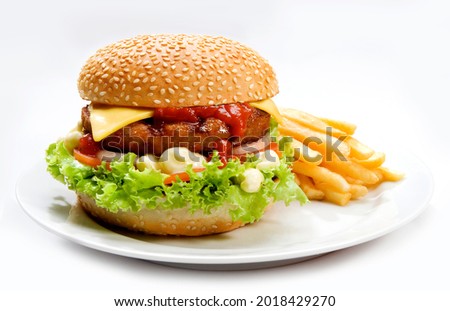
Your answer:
292;161;350;193
279;118;351;158
344;175;365;185
352;151;385;169
321;158;380;185
315;182;352;206
281;108;347;138
349;184;369;199
344;136;374;160
295;174;325;200
376;167;405;181
319;117;357;135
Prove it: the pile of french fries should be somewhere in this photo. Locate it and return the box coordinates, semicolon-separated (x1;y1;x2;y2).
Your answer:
279;108;404;206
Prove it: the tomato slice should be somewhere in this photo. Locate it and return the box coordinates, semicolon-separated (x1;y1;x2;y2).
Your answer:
78;133;101;156
164;167;205;185
74;149;102;167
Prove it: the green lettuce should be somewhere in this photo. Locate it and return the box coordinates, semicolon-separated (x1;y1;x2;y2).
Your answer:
46;140;308;224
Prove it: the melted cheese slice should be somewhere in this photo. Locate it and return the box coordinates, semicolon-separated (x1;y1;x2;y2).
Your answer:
250;99;283;124
90;104;154;141
90;98;281;142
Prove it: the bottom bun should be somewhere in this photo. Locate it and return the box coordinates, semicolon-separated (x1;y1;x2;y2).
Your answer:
77;193;249;236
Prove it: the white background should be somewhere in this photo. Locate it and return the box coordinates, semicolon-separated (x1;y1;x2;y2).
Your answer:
1;0;449;309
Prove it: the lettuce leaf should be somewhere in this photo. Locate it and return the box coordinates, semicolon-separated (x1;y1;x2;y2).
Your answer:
46;140;308;223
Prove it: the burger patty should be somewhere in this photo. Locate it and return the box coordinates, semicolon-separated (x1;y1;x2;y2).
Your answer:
81;106;270;156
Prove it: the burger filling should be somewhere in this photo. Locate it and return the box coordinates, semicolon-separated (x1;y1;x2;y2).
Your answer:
81;103;271;160
46;101;307;224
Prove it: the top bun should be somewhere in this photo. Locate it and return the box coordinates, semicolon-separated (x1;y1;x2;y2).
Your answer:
78;34;278;108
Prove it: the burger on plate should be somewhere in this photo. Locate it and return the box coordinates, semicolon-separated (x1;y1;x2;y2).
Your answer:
46;34;307;236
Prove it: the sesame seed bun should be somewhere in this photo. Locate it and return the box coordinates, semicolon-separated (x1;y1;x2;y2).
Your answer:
77;193;246;236
78;34;278;108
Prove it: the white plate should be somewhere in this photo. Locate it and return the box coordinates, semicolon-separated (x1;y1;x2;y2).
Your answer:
16;151;432;270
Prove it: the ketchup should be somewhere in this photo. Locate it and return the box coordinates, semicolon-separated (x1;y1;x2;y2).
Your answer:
78;133;101;156
153;103;253;137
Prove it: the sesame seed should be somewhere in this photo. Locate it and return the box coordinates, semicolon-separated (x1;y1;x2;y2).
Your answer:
160;88;166;95
134;87;142;91
101;74;108;79
133;78;140;84
149;86;157;90
153;99;161;104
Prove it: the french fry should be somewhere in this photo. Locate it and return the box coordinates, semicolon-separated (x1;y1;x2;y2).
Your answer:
344;136;374;160
352;151;385;169
281;108;347;138
279;118;351;158
321;158;380;185
349;184;369;199
344;176;365;185
376;167;405;182
319;117;357;135
295;174;325;200
315;182;352;206
368;169;384;187
292;161;350;193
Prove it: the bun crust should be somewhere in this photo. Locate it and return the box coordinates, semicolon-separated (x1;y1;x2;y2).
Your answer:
78;34;278;108
77;193;246;236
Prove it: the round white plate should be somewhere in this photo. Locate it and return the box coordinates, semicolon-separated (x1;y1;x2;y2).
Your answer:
16;151;432;270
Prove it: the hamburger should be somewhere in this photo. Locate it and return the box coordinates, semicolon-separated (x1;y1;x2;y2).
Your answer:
46;34;307;236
